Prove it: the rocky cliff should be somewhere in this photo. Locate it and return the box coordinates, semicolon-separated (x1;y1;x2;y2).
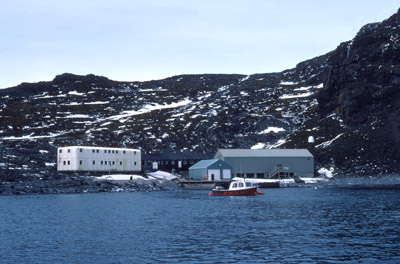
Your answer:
1;8;400;181
315;8;400;174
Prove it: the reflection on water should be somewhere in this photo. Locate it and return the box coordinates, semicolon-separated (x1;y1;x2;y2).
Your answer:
314;175;400;189
1;185;400;263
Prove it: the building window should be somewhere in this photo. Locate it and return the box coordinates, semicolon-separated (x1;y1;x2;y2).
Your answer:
80;160;82;165
123;151;126;154
96;149;99;153
101;161;103;165
63;161;66;165
67;161;70;165
134;162;137;166
183;160;188;165
116;150;118;154
92;149;95;153
190;160;194;164
112;161;115;165
161;161;164;165
171;161;175;165
79;149;82;152
68;149;70;153
120;161;122;165
134;151;136;155
93;160;95;165
112;150;115;154
59;149;62;153
108;150;111;154
105;150;107;153
165;161;169;165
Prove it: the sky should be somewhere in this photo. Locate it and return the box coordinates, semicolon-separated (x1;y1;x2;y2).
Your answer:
0;0;399;88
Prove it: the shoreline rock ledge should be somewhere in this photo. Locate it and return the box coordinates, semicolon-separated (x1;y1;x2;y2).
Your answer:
0;176;179;196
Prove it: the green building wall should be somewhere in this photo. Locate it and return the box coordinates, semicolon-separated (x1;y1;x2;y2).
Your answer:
189;159;233;181
214;149;314;178
224;156;313;176
189;168;208;180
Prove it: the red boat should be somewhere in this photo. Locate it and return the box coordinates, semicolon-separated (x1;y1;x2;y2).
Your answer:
212;179;259;196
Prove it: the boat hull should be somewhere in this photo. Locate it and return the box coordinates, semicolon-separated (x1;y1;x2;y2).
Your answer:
212;187;257;196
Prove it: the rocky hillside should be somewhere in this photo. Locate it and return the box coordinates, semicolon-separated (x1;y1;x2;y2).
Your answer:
316;8;400;174
1;8;400;180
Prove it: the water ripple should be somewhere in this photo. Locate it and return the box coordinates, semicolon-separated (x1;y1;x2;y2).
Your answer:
1;188;400;263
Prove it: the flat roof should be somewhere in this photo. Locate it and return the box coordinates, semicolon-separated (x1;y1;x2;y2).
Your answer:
216;149;313;158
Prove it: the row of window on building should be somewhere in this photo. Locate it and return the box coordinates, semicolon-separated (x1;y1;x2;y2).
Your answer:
143;160;195;165
62;160;137;166
235;173;266;178
59;148;136;155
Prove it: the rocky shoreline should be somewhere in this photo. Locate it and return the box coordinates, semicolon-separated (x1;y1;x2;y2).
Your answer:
3;173;400;196
0;176;180;196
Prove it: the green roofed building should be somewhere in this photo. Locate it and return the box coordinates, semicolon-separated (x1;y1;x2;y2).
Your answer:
214;149;314;179
189;159;232;181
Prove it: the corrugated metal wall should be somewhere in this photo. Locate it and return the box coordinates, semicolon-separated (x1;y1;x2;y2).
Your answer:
220;156;314;177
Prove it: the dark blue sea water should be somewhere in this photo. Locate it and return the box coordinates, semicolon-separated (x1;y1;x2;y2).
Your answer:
1;187;400;263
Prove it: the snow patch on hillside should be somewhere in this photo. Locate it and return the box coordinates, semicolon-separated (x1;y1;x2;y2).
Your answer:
279;92;313;99
280;81;298;85
259;127;285;134
316;133;344;148
58;114;91;119
68;91;85;96
251;143;265;149
3;132;64;140
109;99;192;122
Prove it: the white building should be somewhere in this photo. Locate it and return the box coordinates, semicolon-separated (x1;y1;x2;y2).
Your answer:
57;146;141;172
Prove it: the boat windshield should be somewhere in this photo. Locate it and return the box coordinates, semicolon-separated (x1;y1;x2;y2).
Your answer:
245;182;252;187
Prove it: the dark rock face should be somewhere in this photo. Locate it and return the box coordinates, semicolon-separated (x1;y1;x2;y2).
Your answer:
1;8;400;185
316;8;400;174
319;10;400;124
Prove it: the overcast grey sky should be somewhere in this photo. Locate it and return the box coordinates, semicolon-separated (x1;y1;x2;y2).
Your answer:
1;0;399;88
